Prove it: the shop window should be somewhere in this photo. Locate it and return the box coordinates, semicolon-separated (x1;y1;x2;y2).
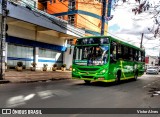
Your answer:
7;44;33;67
68;15;75;25
68;0;75;11
39;48;61;59
59;0;66;2
67;39;74;45
95;0;102;3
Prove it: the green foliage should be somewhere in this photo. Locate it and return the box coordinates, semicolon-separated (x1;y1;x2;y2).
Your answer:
17;62;23;67
43;64;48;68
61;64;66;68
53;64;57;67
31;62;37;67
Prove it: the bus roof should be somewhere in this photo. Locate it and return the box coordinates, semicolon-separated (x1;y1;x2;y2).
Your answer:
77;36;145;51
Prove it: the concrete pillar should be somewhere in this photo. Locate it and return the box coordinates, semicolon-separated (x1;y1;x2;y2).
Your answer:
34;47;39;68
34;0;38;8
63;39;68;67
5;42;8;63
63;46;74;69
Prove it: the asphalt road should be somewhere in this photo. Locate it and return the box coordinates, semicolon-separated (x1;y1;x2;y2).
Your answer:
0;74;160;117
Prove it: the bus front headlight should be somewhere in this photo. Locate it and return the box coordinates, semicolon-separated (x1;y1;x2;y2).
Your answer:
100;69;106;74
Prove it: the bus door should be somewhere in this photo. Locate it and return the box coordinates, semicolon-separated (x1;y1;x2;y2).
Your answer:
120;46;134;78
109;42;118;79
123;61;134;78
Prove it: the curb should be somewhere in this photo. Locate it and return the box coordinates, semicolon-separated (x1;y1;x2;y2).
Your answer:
10;78;71;83
0;80;10;84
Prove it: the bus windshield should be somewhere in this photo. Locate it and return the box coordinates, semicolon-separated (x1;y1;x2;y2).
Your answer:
73;45;109;66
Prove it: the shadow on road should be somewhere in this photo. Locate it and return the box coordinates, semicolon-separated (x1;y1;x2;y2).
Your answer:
74;78;137;87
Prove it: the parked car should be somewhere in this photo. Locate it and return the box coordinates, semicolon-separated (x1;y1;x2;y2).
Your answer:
153;66;160;72
146;67;159;74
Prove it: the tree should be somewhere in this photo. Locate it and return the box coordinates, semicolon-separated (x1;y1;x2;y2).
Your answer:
112;0;160;38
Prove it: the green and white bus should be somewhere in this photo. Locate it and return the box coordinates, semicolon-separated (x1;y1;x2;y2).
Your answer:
72;36;145;84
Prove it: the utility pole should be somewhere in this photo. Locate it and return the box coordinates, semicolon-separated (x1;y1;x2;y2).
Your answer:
140;33;143;48
159;38;160;57
0;0;7;80
101;0;107;35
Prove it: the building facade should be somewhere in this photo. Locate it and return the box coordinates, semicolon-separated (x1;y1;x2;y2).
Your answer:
145;56;159;68
42;0;110;36
1;0;84;70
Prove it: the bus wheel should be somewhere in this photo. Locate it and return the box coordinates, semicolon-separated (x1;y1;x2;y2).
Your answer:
84;80;91;84
134;72;138;81
115;71;121;84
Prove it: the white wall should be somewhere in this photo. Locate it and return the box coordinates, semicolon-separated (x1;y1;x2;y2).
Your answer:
37;32;64;45
8;24;65;46
63;46;74;69
146;56;159;66
8;24;35;40
7;23;76;70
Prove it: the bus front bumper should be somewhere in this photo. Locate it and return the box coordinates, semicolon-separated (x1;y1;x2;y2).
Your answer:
72;77;116;83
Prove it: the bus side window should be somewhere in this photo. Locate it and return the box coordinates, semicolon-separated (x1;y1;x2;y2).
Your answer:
129;48;133;61
110;42;117;62
123;46;129;60
138;51;142;62
141;51;145;62
136;50;138;61
132;49;135;61
133;49;138;61
83;47;88;59
112;44;117;60
117;44;122;59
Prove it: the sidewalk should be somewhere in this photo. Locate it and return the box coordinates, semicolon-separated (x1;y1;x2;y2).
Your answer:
2;70;72;83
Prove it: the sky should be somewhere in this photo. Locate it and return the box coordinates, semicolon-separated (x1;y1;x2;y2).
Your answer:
108;0;160;56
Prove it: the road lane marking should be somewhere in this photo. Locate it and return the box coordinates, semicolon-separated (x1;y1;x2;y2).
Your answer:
24;94;35;101
6;95;25;107
143;86;147;88
37;90;54;99
37;89;71;99
155;91;160;94
6;94;36;107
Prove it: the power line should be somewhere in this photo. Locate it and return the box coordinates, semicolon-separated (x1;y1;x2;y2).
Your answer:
58;1;101;28
57;0;129;41
81;0;102;10
9;0;85;37
9;0;147;46
76;23;101;35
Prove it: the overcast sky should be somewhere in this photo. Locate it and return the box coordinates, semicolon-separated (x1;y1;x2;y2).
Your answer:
108;0;160;56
